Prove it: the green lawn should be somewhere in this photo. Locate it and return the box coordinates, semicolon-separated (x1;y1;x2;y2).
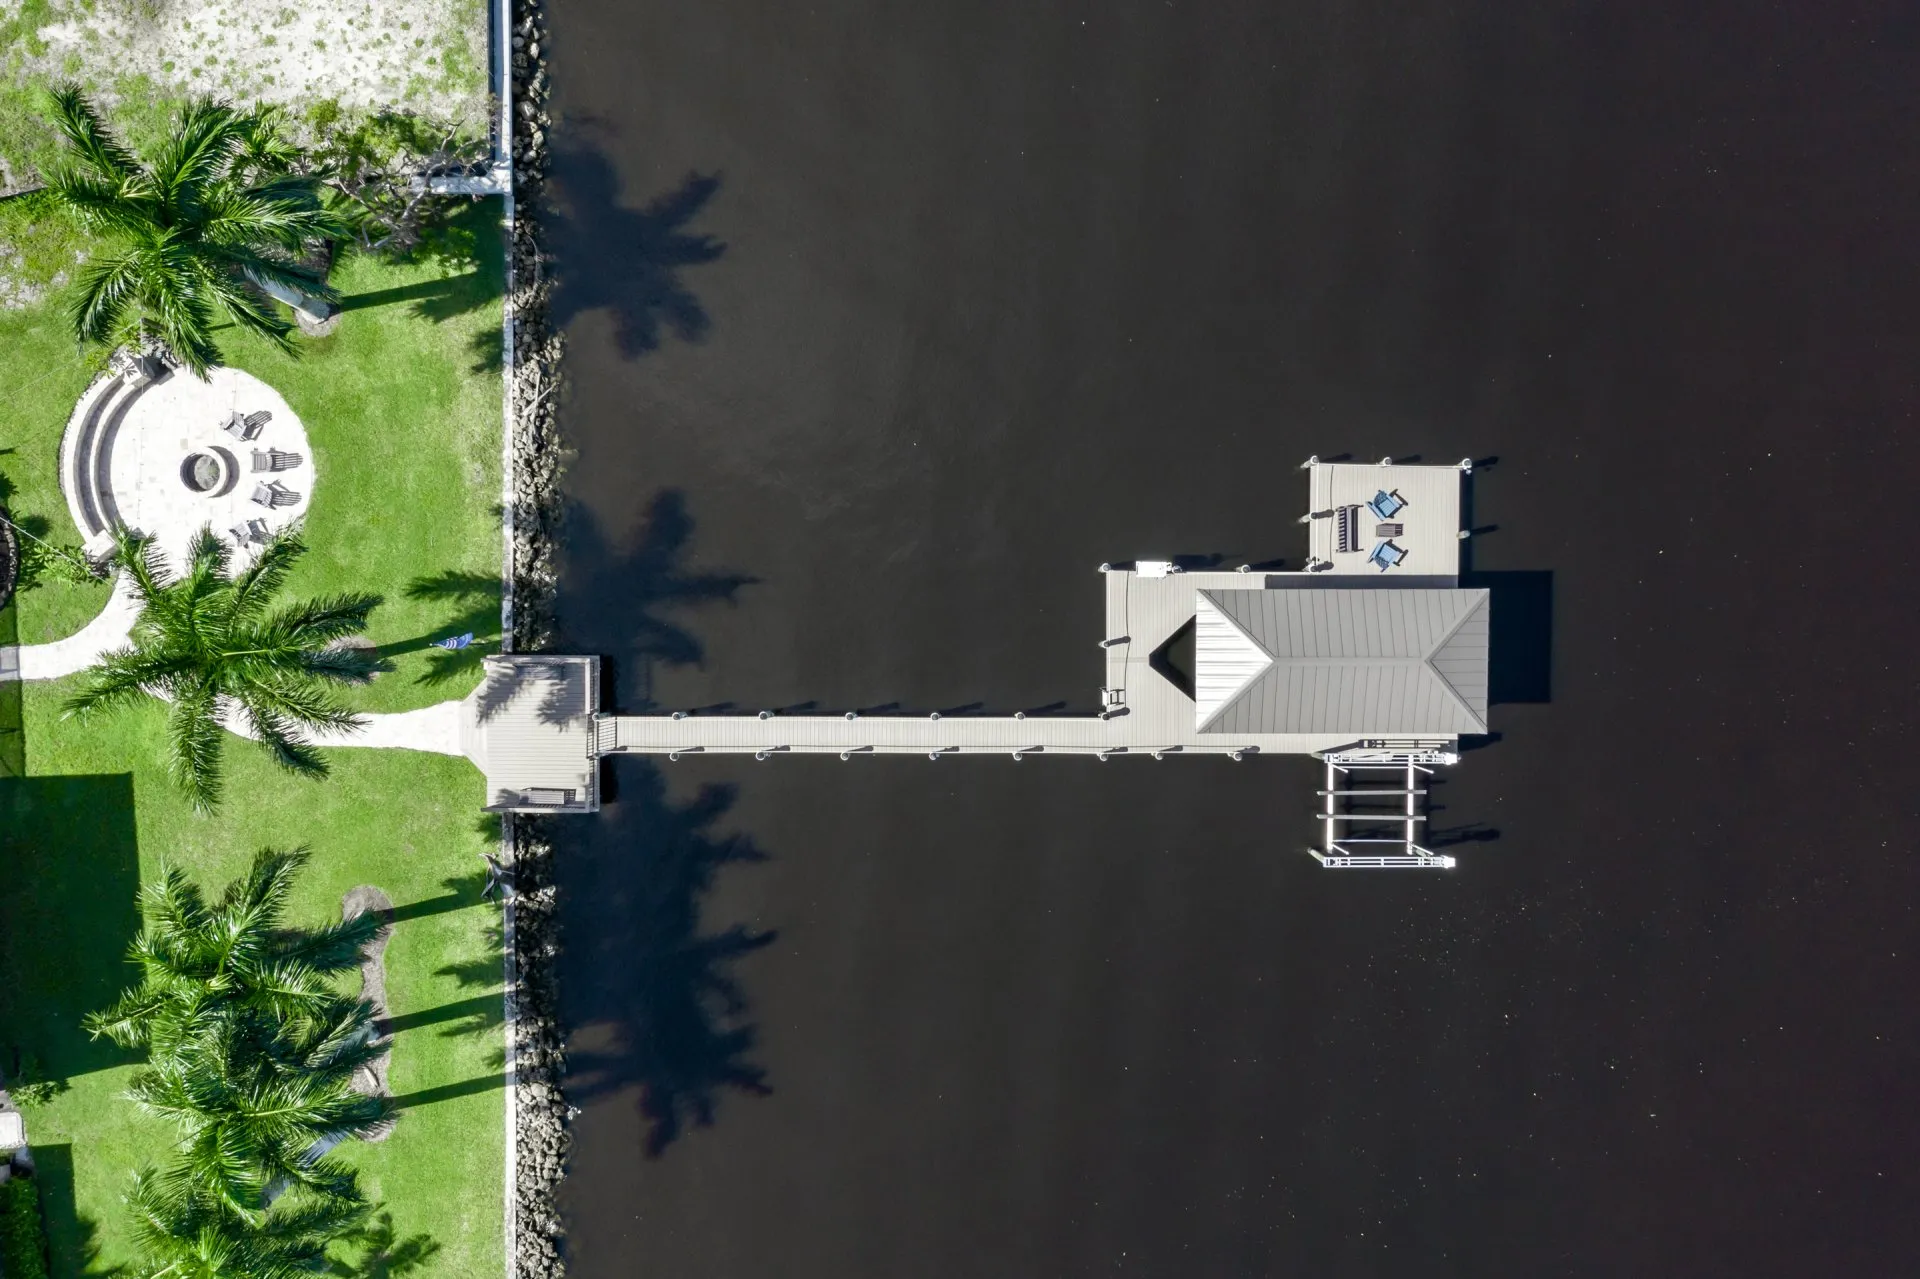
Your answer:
1;200;506;708
0;201;508;1279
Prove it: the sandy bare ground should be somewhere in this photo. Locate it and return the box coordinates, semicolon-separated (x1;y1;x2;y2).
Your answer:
1;0;488;189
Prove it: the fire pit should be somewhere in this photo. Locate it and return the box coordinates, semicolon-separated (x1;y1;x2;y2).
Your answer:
177;446;238;498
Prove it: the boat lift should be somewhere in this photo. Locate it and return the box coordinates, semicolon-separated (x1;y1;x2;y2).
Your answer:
1308;746;1458;869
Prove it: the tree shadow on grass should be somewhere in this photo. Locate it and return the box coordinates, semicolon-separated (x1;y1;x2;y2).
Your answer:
561;763;776;1157
26;1144;117;1277
387;866;494;924
337;201;504;327
327;1210;442;1279
0;776;143;1091
547;152;726;359
378;570;503;686
0;598;21;780
557;491;757;710
389;1073;507;1110
467;321;504;375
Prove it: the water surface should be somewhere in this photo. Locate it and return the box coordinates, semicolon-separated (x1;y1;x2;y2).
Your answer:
543;3;1920;1273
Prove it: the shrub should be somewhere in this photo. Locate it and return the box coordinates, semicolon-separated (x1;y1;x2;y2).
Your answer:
0;1174;50;1279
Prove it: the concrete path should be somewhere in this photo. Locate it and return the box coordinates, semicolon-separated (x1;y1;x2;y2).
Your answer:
220;697;469;758
2;573;469;758
0;571;141;682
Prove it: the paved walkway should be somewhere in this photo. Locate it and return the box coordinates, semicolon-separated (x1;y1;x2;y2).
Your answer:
0;572;141;682
218;696;467;757
2;573;467;757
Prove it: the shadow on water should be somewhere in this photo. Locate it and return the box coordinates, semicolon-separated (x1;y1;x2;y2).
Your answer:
563;762;776;1157
547;153;727;358
1461;569;1554;705
559;492;758;710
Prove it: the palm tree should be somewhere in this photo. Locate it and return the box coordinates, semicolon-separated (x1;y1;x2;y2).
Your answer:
92;848;394;1217
65;527;383;812
45;85;341;375
127;1164;367;1279
86;847;383;1056
131;1001;391;1216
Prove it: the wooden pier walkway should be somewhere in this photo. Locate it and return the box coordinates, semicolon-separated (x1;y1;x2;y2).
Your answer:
467;461;1485;821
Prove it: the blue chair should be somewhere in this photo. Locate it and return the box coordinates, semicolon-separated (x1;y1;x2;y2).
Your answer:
1368;540;1407;571
1366;489;1406;521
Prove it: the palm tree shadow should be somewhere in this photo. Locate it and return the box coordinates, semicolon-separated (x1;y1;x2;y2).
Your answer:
547;152;726;358
327;1210;442;1278
382;569;502;685
557;491;757;709
561;764;776;1157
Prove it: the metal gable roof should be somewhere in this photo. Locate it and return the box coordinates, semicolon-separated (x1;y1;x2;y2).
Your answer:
1195;586;1491;734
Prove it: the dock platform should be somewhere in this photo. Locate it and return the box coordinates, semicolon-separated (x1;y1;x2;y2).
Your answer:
458;458;1491;870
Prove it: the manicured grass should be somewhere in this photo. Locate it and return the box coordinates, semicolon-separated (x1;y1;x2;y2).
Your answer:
0;202;509;1279
0;201;505;708
2;686;506;1278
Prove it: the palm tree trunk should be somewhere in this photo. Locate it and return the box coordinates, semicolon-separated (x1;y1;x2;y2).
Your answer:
246;269;338;332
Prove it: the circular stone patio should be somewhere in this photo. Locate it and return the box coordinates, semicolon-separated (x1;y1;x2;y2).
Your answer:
60;364;316;570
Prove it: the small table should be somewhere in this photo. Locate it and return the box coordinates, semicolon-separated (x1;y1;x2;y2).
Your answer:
1375;522;1404;538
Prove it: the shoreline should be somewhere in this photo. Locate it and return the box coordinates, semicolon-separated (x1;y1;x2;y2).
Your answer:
500;0;570;1275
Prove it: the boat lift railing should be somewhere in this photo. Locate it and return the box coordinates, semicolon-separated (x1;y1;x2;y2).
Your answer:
1309;749;1457;869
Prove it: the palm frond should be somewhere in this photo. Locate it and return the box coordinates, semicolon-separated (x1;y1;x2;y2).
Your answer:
232;104;302;183
223;529;304;622
62;644;180;718
110;524;165;602
201;187;337;260
141;239;225;375
66;249;146;346
151;97;244;211
166;682;228;814
261;592;384;649
274;909;383;977
81;984;171;1048
45;84;141;183
47;170;155;237
242;677;365;736
198;264;299;356
241;703;333;779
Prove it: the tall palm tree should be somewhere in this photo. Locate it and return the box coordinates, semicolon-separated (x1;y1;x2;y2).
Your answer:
45;85;341;375
86;847;382;1056
131;1001;391;1216
65;527;383;812
93;848;394;1218
127;1164;367;1279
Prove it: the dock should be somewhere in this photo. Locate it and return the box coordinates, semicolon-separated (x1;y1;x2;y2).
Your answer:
462;459;1489;867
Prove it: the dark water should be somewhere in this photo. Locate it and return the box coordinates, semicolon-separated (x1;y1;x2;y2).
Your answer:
541;2;1920;1274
